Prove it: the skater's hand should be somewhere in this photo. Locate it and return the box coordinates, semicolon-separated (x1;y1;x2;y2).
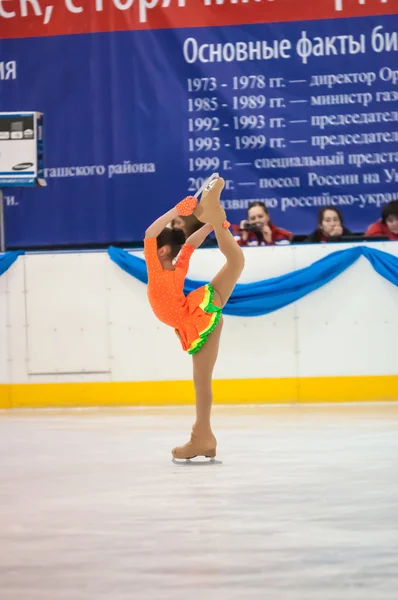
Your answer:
262;224;273;244
176;196;197;216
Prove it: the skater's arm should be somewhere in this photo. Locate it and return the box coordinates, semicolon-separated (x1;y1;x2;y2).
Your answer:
175;222;212;271
145;197;198;239
185;224;213;249
145;208;179;239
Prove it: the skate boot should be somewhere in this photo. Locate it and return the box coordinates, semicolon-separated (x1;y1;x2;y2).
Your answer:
172;425;217;460
194;176;227;226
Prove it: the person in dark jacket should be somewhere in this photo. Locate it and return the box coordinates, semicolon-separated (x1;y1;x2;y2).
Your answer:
171;214;203;238
306;207;351;243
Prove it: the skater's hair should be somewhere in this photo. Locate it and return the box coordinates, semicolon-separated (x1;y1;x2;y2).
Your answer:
381;200;398;223
157;227;186;259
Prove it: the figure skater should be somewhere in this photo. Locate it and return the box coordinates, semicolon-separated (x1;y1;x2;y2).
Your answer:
144;175;245;460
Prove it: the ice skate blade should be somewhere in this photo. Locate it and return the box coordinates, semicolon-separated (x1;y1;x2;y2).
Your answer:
194;173;219;199
172;457;222;466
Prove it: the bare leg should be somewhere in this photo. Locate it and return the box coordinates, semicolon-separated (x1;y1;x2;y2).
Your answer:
196;175;245;306
192;316;223;429
211;224;245;307
194;178;227;225
171;227;243;460
172;319;223;460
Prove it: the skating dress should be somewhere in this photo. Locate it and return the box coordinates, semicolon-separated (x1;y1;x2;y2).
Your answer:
144;238;222;355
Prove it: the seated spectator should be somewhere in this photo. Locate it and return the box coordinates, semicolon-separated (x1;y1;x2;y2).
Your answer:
171;215;203;238
365;200;398;241
171;214;215;248
306;207;351;243
232;201;291;246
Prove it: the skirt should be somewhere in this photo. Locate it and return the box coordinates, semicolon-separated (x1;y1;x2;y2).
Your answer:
174;284;222;355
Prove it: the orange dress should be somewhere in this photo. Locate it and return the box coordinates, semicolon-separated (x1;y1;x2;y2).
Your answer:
144;238;222;354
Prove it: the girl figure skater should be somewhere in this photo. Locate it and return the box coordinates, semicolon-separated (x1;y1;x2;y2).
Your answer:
144;175;245;460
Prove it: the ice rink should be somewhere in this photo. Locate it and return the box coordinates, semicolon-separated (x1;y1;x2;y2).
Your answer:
1;404;398;600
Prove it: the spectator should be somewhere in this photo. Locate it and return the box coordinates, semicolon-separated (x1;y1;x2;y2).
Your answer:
365;200;398;241
306;207;351;243
171;215;203;238
232;201;291;246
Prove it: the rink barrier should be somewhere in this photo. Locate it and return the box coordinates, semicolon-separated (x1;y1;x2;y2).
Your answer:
1;375;397;409
1;243;397;409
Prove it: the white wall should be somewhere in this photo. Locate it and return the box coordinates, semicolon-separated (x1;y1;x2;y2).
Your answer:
0;265;8;385
0;241;397;386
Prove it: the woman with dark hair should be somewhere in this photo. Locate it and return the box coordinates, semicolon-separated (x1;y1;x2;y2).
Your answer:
231;201;292;246
171;214;215;248
366;200;398;241
306;206;351;243
171;214;203;239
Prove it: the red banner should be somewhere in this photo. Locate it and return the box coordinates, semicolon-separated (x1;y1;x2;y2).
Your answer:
1;0;397;40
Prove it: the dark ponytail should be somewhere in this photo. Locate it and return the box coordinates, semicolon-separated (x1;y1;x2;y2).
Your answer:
170;228;186;246
157;227;186;259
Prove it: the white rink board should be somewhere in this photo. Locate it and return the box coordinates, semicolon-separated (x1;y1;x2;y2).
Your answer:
0;241;397;385
24;253;111;375
0;268;8;385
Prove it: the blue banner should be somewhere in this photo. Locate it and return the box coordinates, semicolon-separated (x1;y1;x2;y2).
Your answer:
1;14;398;247
108;244;398;316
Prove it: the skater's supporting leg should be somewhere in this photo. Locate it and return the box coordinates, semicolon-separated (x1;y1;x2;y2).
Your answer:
211;224;245;307
171;319;223;459
192;316;223;430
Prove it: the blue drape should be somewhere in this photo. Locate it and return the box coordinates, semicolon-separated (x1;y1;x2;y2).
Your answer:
0;252;24;277
108;245;398;317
